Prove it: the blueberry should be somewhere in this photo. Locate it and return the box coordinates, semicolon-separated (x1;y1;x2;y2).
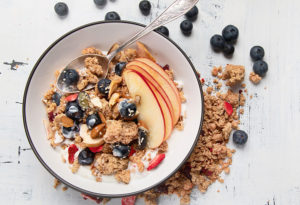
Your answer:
223;43;235;56
97;79;111;96
180;20;193;35
253;60;268;77
233;130;248;145
78;148;95;165
250;46;265;61
139;0;151;16
222;25;239;42
115;62;127;76
54;2;68;16
210;34;225;52
105;11;121;21
137;128;148;150
65;102;83;121
118;100;137;118
185;6;198;21
86;114;101;129
154;26;169;37
62;69;79;85
112;143;131;158
52;92;61;106
94;0;107;6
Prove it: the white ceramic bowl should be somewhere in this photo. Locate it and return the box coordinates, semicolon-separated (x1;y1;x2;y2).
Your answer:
23;21;204;198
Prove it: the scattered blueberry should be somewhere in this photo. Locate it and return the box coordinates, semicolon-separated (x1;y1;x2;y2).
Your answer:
118;100;137;118
185;6;198;21
222;25;239;43
97;78;111;96
137;128;148;150
250;46;265;61
54;2;68;16
78;148;95;165
154;26;169;37
62;69;79;85
210;34;225;52
86;114;101;129
94;0;107;6
253;60;268;77
105;11;121;21
223;43;235;56
233;130;248;145
139;0;151;15
180;20;193;35
62;123;79;139
52;92;61;106
115;62;127;76
112;143;131;158
65;102;83;121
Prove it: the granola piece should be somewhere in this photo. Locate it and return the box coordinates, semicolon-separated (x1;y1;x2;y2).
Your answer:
53;178;60;189
179;90;186;103
124;48;137;61
104;120;138;144
175;116;184;131
77;78;89;91
109;93;120;107
206;87;213;94
249;72;262;84
165;69;174;80
158;141;168;154
81;47;103;55
100;98;112;119
71;158;80;173
115;170;131;184
222;64;245;87
211;66;219;77
84;57;103;76
94;153;129;175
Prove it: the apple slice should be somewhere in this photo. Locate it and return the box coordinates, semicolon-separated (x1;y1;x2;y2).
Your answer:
123;70;165;148
126;64;175;123
127;67;173;140
127;59;181;124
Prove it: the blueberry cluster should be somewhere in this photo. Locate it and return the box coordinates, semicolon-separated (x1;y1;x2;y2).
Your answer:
250;46;268;77
210;25;239;57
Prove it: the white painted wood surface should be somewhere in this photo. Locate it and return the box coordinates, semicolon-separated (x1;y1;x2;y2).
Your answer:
1;0;300;204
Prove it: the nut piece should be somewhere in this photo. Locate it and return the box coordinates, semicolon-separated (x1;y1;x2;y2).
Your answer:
109;93;120;107
90;123;106;139
108;79;122;99
80;124;105;147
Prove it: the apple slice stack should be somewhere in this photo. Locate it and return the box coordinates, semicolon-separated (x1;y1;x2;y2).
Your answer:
123;58;181;148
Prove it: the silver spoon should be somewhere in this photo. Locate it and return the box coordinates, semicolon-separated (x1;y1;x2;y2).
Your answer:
57;0;199;93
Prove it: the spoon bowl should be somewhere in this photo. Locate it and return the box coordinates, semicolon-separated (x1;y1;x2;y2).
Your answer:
56;54;109;93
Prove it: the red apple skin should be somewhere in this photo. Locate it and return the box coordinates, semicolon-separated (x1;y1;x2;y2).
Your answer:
127;59;181;124
127;67;173;140
126;63;175;123
123;70;165;148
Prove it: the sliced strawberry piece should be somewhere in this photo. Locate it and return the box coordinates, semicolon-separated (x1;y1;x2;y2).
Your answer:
201;168;213;176
68;144;78;164
121;196;136;205
129;146;136;157
81;193;103;204
147;153;165;171
162;64;169;70
88;145;103;153
224;101;233;116
65;93;78;102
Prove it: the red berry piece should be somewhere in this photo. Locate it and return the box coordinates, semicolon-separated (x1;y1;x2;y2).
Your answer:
88;145;103;153
48;111;55;122
81;193;103;204
121;196;136;205
147;153;165;171
65;93;78;102
129;146;136;157
68;144;78;164
224;101;233;116
162;64;170;70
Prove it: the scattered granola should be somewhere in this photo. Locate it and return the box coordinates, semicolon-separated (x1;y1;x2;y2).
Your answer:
249;71;262;84
221;64;245;87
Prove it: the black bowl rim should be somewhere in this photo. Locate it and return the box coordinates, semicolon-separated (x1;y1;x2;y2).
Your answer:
22;20;204;198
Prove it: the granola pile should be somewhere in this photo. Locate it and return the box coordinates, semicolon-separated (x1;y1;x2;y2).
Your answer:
43;42;184;184
138;65;246;205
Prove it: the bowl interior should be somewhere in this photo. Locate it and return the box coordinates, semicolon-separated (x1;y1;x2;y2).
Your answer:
23;21;203;197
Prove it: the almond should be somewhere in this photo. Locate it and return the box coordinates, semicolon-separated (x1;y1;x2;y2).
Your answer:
109;92;120;107
60;115;74;128
90;123;106;139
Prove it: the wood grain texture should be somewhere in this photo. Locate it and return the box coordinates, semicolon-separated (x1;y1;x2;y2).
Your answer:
1;0;300;204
